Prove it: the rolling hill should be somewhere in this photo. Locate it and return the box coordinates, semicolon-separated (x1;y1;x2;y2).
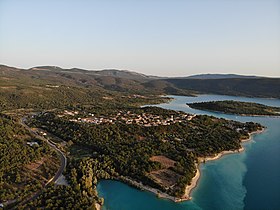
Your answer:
1;64;280;101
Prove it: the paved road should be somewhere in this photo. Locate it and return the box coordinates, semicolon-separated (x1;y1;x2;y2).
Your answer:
20;117;67;185
11;117;68;208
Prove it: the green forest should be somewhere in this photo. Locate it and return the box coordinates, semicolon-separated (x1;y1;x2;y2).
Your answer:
28;107;262;198
0;114;59;206
188;100;280;116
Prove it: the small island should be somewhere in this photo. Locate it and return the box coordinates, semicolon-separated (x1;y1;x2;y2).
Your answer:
187;100;280;116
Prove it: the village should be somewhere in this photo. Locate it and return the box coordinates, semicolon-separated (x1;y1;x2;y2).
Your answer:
58;110;196;127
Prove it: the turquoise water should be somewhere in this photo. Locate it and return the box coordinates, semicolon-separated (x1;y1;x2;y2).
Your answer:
97;95;280;210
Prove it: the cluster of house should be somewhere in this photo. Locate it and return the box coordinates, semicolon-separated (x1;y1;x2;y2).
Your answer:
59;110;195;127
118;111;195;127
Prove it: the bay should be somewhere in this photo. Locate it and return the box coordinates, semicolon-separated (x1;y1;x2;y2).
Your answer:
97;95;280;210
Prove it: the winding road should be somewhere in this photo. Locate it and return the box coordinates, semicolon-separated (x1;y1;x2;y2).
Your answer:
11;117;68;207
20;117;67;184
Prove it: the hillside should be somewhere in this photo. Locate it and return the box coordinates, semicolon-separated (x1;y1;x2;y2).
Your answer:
1;64;280;100
30;66;162;81
146;78;280;98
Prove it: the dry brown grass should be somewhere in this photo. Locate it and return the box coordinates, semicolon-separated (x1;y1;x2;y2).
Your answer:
25;157;46;170
23;155;59;184
149;169;181;189
150;155;176;168
148;155;181;189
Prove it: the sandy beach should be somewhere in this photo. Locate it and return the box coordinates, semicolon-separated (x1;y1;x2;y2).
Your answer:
182;127;265;200
181;167;200;200
95;203;101;210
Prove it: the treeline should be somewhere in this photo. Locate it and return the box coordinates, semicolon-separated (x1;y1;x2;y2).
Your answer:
29;107;263;197
188;100;280;116
19;185;95;210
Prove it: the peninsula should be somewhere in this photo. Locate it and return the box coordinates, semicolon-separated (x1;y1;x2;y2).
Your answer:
187;100;280;116
26;106;263;203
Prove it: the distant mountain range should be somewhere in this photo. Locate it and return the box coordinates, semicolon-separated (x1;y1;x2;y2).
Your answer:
185;73;260;79
1;64;280;98
29;66;162;81
30;66;263;80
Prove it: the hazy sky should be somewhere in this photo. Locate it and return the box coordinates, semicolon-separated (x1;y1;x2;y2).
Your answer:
0;0;280;77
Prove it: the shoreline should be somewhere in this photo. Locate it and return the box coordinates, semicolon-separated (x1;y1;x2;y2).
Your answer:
182;127;265;200
181;165;200;201
117;127;265;203
186;106;280;118
119;177;180;202
95;203;101;210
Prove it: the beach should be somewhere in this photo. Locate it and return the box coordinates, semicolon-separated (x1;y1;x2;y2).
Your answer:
95;203;101;210
181;166;200;200
182;127;265;200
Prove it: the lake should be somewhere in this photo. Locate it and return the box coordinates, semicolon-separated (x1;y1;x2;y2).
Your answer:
97;95;280;210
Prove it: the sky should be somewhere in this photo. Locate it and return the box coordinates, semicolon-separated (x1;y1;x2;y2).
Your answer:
0;0;280;77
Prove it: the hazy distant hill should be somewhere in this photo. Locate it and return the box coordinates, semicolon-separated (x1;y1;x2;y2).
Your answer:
1;64;280;98
185;73;259;79
30;66;162;81
156;78;280;98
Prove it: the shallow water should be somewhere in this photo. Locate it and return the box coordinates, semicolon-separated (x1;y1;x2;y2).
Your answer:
97;95;280;210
